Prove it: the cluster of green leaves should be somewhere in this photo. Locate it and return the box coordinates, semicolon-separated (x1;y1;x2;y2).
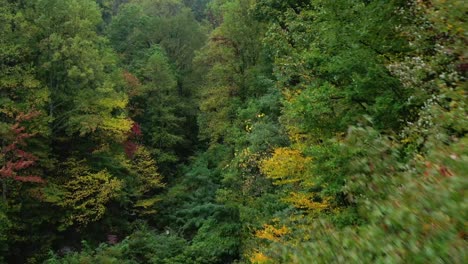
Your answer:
171;0;466;263
1;0;466;263
107;0;207;172
240;0;467;263
156;145;241;263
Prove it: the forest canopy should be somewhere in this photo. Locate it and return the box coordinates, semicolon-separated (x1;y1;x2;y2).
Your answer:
0;0;466;263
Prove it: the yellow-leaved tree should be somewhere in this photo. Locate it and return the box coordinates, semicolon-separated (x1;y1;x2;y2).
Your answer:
45;159;122;230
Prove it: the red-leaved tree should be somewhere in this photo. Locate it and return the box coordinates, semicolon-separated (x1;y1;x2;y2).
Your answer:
0;111;44;200
123;122;142;158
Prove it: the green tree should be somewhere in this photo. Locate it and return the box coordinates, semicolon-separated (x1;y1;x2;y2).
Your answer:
128;47;186;171
108;0;207;170
31;0;131;245
34;0;131;141
195;0;266;144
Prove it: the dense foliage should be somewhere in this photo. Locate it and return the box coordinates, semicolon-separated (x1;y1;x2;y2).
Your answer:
0;0;466;263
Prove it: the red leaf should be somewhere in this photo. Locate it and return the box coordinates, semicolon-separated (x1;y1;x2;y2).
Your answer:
15;110;40;122
2;143;16;153
124;140;138;158
131;122;142;136
14;160;35;170
13;175;45;183
12;126;25;134
15;149;37;160
439;166;453;177
0;166;14;178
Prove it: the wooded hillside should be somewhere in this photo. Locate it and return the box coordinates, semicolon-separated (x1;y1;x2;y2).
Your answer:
0;0;466;263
